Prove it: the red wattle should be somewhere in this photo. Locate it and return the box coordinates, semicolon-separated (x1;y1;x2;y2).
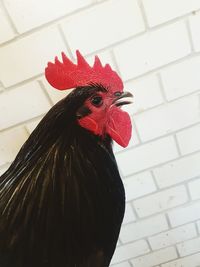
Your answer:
78;107;132;147
107;107;132;147
78;117;99;134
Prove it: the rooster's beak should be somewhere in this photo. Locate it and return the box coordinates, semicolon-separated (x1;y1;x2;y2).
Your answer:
113;91;133;107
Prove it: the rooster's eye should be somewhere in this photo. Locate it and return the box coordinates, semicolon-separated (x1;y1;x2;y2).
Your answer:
91;95;103;107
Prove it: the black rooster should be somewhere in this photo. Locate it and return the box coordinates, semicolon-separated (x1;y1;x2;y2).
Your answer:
0;51;132;267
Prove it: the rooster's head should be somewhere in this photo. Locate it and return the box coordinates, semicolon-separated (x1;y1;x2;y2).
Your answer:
45;50;133;147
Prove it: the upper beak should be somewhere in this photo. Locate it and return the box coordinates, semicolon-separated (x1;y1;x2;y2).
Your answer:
113;91;133;107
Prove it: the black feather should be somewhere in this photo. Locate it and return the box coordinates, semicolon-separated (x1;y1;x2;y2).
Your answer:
0;85;125;267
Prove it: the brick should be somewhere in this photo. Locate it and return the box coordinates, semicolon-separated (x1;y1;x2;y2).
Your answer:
168;201;200;227
0;127;28;166
142;0;200;27
189;12;200;51
86;50;117;71
0;82;50;130
111;262;131;267
4;0;92;33
177;124;200;155
188;178;200;200
154;152;200;188
113;130;139;153
26;118;42;134
0;5;15;44
134;94;200;142
61;0;145;54
177;237;200;257
197;221;200;234
134;185;188;217
131;247;177;267
149;223;197;250
116;136;178;176
123;172;156;201
0;27;66;87
123;203;136;224
161;56;200;100
162;252;200;267
111;240;149;265
123;75;164;115
120;215;168;243
114;22;190;80
40;76;70;104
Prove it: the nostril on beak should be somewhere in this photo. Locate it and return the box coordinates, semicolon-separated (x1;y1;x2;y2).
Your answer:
113;91;133;107
120;92;133;98
114;91;122;97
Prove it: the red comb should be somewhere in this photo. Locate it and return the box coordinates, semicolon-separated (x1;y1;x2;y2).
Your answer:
45;50;123;93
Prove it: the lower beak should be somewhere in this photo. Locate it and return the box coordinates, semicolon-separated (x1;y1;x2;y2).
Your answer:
113;91;133;107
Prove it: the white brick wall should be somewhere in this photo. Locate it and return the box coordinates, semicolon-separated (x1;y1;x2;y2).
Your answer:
134;94;200;142
168;202;200;227
120;214;168;243
177;124;200;155
188;178;200;200
162;252;200;267
134;185;188;217
177;236;200;257
189;12;200;52
142;0;200;27
131;247;177;267
123;171;156;201
116;136;178;175
61;0;145;55
0;27;66;87
0;82;50;130
111;240;150;265
0;4;15;44
0;0;200;266
123;203;136;224
111;263;131;267
114;22;191;80
161;56;200;100
153;152;200;188
0;127;28;166
4;0;93;33
148;223;197;250
124;75;164;115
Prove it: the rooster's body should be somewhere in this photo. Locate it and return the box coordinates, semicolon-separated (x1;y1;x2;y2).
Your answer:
0;51;132;267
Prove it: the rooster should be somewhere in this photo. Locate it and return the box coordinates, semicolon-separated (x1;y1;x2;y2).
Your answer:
0;51;132;267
